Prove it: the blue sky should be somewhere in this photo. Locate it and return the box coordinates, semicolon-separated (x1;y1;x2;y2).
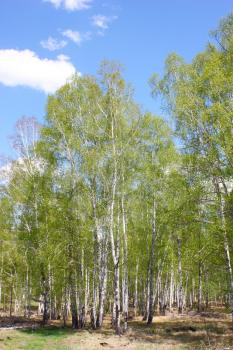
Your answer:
0;0;232;157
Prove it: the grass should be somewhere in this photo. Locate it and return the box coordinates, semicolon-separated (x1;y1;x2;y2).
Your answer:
0;314;232;350
0;327;189;350
0;327;72;350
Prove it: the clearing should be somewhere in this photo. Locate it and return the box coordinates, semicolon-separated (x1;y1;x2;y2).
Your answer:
0;313;232;350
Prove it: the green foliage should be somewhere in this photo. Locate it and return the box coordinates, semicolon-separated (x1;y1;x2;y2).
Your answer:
0;10;233;324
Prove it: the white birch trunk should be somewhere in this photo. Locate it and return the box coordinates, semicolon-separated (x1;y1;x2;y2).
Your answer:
177;237;183;314
147;199;156;324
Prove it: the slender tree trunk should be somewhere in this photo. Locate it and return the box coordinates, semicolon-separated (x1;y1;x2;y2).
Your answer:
0;247;3;313
48;263;53;320
221;206;233;321
147;199;156;324
183;273;188;310
109;123;121;334
121;194;128;332
169;263;174;311
92;192;108;329
24;265;31;318
9;281;13;318
134;260;139;317
70;276;78;329
97;271;107;328
177;237;183;314
91;234;98;329
62;273;68;327
197;262;202;312
113;259;121;334
68;244;78;329
214;179;233;322
112;207;121;334
143;278;150;321
97;238;108;328
41;271;49;325
205;270;209;310
84;269;89;323
91;278;97;329
42;292;48;325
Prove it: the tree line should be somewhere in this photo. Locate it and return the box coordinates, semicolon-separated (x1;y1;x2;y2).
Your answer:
0;13;233;334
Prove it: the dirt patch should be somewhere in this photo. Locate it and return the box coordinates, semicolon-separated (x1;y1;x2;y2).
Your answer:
0;316;39;330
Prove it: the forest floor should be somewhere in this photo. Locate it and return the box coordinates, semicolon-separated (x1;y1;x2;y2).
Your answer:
0;312;232;350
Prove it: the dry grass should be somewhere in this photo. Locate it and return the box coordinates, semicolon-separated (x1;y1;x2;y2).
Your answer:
0;313;232;350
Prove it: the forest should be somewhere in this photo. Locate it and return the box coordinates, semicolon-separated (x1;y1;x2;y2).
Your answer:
0;11;233;350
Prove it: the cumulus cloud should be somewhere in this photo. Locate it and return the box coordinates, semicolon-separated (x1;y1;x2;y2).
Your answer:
0;49;76;94
62;29;91;45
91;14;117;30
40;36;67;51
44;0;92;11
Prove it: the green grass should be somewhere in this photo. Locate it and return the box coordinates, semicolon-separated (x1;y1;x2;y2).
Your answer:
0;327;72;350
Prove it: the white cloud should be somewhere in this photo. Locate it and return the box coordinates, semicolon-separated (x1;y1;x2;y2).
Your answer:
62;29;82;45
44;0;62;8
91;14;117;30
62;29;91;45
0;49;76;94
44;0;92;11
40;36;67;51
